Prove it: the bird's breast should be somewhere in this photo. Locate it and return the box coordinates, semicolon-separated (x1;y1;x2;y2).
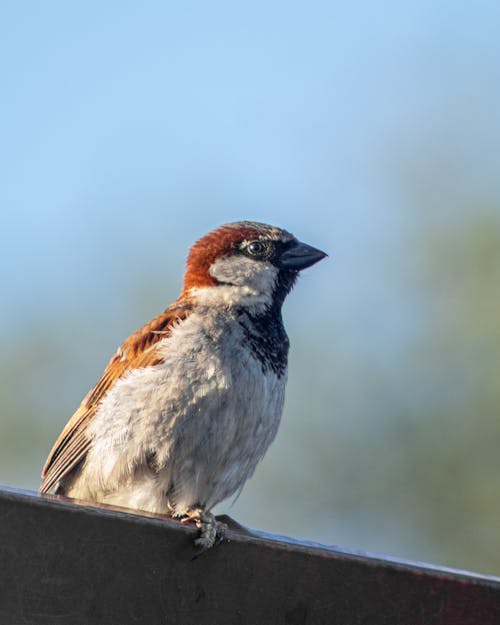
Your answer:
84;309;288;508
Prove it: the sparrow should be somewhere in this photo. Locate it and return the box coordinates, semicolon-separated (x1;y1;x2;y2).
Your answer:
40;221;326;551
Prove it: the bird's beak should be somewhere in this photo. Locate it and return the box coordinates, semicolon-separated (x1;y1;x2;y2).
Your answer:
277;241;328;270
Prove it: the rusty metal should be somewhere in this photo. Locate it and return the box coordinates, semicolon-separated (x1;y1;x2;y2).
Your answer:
0;486;499;624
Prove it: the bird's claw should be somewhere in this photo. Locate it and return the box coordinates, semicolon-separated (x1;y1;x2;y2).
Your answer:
190;510;227;558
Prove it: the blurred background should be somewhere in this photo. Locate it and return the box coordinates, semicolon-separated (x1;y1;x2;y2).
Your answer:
1;1;500;575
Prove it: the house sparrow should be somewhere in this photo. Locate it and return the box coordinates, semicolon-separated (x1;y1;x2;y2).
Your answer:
40;221;326;550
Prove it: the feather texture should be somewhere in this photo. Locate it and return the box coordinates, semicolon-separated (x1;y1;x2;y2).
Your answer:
40;302;192;494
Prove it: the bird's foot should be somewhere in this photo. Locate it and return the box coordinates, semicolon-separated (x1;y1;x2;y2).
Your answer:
181;508;227;555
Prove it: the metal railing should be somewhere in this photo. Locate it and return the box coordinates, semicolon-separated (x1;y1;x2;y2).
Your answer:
1;486;499;624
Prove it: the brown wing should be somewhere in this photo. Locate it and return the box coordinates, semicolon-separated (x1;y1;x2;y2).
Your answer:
40;301;192;494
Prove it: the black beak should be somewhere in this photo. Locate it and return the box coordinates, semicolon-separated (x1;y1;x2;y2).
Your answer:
277;240;328;271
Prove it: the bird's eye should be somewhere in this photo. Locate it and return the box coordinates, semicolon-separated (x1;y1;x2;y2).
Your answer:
246;240;267;257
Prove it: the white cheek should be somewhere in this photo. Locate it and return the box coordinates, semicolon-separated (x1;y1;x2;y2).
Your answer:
185;255;279;312
209;255;278;292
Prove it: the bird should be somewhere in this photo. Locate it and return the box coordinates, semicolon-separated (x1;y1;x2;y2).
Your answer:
40;221;326;551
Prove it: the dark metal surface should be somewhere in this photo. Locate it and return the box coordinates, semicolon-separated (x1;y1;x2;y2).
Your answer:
0;486;499;625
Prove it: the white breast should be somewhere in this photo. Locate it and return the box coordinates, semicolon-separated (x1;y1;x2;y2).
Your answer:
79;309;287;515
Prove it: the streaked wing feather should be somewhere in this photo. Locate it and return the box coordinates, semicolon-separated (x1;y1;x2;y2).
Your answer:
40;303;191;493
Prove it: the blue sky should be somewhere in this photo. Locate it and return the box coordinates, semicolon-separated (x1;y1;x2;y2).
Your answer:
2;1;499;336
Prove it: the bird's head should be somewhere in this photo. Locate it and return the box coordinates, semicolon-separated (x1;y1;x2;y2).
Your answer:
181;221;327;312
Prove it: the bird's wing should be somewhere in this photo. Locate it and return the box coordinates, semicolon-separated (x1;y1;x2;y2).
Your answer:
40;302;192;494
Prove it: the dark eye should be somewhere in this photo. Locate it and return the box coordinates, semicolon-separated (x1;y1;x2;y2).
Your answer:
246;240;267;257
